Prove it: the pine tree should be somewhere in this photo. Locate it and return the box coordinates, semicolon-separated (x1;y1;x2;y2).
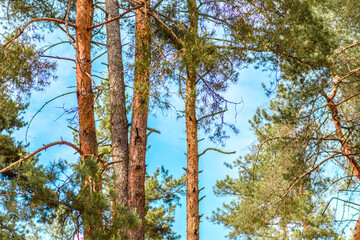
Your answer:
211;0;360;238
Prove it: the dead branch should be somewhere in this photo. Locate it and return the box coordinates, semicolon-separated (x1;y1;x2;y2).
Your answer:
199;148;236;157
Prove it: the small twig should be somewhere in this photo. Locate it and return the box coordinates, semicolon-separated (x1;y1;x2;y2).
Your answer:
199;148;235;157
0;141;82;174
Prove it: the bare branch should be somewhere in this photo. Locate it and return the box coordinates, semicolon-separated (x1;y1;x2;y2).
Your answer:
199;148;235;157
0;141;83;174
88;5;142;29
197;109;227;123
147;127;161;137
2;18;76;50
40;55;76;62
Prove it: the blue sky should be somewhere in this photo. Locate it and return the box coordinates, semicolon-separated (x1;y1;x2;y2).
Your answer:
10;26;272;239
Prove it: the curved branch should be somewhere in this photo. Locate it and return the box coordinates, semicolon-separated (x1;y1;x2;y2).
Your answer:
3;18;76;50
0;141;83;174
199;148;235;157
335;42;360;55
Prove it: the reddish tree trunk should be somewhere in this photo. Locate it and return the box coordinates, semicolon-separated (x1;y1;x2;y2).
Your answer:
323;77;360;240
186;68;200;240
75;0;99;239
353;215;360;240
76;2;96;157
325;95;360;179
128;0;151;239
186;0;200;239
105;0;129;207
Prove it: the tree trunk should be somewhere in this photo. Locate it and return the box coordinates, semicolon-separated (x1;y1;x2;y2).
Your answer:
324;92;360;179
105;0;129;208
323;77;360;240
185;0;200;239
75;0;99;239
353;215;360;240
185;67;200;240
128;0;151;239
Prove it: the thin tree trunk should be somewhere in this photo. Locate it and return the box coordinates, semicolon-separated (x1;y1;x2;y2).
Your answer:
75;1;99;239
185;0;200;239
105;0;129;208
128;0;151;239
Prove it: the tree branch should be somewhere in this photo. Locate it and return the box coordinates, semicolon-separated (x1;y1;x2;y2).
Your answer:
0;141;83;174
199;148;235;157
197;109;227;123
147;127;161;137
2;18;76;50
265;152;340;210
40;55;76;62
335;42;360;55
88;5;142;29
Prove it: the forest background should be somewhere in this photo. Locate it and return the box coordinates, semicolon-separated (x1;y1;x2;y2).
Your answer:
1;0;360;239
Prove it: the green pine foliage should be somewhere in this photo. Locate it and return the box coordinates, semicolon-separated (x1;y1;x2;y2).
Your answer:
212;82;341;239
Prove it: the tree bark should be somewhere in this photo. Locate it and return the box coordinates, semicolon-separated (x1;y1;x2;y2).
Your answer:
185;67;200;240
353;215;360;240
75;0;99;239
323;90;360;180
105;0;129;208
185;0;200;239
128;0;151;239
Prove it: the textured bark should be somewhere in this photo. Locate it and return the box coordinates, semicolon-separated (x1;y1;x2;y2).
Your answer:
128;0;151;239
76;2;96;157
75;0;99;239
353;215;360;240
105;0;129;207
186;0;200;239
324;94;360;180
185;68;200;240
